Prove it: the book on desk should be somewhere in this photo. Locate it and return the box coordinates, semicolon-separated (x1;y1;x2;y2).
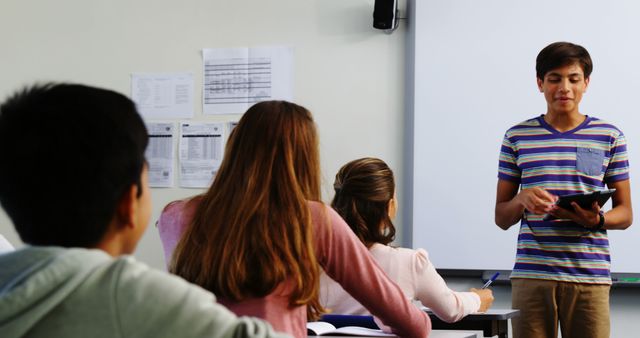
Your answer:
307;321;393;336
314;311;519;338
309;316;484;338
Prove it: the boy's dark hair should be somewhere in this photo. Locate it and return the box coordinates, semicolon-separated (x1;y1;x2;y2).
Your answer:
536;41;593;80
0;83;148;247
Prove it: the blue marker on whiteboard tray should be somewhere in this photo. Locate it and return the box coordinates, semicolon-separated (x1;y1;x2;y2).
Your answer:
482;272;500;289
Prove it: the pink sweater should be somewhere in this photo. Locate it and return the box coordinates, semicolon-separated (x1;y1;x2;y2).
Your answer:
157;198;431;338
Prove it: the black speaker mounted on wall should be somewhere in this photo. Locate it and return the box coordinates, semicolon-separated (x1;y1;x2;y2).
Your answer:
373;0;397;31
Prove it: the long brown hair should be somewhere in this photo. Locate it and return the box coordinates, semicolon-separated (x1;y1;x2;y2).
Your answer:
170;101;324;318
331;157;396;248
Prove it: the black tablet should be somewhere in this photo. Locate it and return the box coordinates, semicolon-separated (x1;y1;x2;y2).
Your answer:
555;189;616;210
543;189;616;221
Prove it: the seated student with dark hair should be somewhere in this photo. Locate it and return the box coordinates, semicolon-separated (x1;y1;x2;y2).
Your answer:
0;83;288;338
321;157;494;322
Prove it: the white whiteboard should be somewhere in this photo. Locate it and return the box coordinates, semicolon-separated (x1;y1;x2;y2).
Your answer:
409;0;640;272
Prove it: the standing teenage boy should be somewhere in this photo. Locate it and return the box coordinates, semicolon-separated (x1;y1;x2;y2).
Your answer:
495;42;632;338
0;83;288;338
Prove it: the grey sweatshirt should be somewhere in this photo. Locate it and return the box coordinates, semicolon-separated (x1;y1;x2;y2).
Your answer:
0;247;290;338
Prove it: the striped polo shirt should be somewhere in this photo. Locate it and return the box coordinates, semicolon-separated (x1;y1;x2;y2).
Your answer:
498;115;629;284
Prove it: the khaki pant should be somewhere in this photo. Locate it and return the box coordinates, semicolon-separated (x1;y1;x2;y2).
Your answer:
511;278;610;338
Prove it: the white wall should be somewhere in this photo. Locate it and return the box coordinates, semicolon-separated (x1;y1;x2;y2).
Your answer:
0;0;408;269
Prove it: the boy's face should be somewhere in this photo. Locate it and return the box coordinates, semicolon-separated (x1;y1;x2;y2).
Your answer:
137;165;152;235
537;62;590;116
124;165;152;254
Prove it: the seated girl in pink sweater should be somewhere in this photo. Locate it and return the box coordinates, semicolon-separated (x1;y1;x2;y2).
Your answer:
157;102;430;338
320;157;494;322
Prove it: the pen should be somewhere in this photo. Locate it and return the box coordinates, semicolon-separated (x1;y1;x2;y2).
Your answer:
482;272;500;289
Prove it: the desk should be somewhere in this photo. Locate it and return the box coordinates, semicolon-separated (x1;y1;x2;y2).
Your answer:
430;330;482;338
426;309;519;338
319;331;480;338
318;313;510;338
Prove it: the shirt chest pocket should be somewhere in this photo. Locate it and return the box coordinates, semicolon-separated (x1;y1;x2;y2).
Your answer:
576;147;605;176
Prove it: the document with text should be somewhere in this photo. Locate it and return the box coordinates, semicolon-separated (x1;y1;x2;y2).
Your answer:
202;46;293;114
179;122;225;188
145;122;176;188
131;73;194;119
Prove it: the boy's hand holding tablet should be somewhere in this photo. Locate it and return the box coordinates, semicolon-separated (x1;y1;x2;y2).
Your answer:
544;189;616;229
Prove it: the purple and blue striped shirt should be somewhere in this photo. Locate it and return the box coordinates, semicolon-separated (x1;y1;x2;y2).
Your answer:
498;115;629;284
